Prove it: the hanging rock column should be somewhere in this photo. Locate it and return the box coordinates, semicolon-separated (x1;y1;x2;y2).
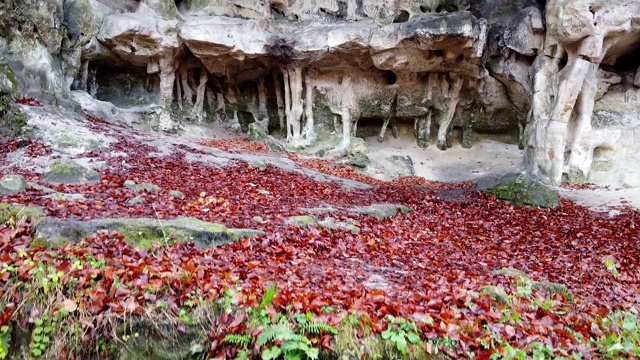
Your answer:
525;0;638;185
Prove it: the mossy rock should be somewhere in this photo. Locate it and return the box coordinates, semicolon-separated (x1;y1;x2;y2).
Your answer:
285;215;319;227
55;133;103;153
247;123;284;152
34;217;264;249
346;153;370;168
486;176;559;208
248;122;268;142
0;62;18;95
124;180;162;192
265;136;285;152
317;217;361;234
480;285;510;304
0;107;27;137
249;160;267;170
43;192;86;201
42;160;101;184
127;196;146;206
0;63;18;122
349;203;413;219
0;174;28;195
346;137;369;157
298;207;336;214
27;183;57;193
169;190;185;198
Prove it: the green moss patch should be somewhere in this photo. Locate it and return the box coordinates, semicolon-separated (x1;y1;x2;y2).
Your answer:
349;203;413;219
486;176;559;208
42;160;101;184
33;216;263;249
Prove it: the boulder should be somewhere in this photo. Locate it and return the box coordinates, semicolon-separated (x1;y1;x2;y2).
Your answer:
42;160;101;184
349;203;412;220
124;180;162;192
35;216;264;249
0;175;28;195
486;175;559;208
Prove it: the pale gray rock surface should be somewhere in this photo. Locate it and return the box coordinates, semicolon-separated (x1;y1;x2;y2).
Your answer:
1;0;640;188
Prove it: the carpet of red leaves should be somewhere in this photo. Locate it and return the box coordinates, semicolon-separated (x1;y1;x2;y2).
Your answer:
200;138;269;153
1;118;639;358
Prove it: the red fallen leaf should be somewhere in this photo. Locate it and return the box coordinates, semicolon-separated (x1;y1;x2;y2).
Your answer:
115;287;131;299
553;327;575;341
184;259;197;273
505;325;516;338
87;304;103;315
0;310;12;326
228;312;246;329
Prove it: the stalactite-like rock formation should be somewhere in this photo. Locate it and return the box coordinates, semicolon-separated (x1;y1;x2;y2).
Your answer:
2;0;640;187
526;0;640;186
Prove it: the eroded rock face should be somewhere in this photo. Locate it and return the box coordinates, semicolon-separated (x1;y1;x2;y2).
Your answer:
525;0;640;186
1;0;639;187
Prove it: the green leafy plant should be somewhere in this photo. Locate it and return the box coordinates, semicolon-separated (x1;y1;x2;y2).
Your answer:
256;318;319;360
0;325;10;359
31;314;56;357
591;308;640;359
380;315;421;355
294;312;337;336
602;256;618;279
224;333;252;348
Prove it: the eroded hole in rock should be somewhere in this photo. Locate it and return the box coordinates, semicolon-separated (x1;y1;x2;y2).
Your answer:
419;5;430;13
381;70;397;85
90;62;159;108
319;2;347;19
610;45;640;72
436;3;458;13
558;57;568;72
237;111;255;133
393;10;410;23
270;4;287;20
355;117;385;138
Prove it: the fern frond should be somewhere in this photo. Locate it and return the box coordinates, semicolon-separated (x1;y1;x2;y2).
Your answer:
257;322;293;348
259;285;278;310
301;321;338;335
224;333;252;348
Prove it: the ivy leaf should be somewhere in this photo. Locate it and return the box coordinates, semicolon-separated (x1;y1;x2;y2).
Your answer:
406;332;421;344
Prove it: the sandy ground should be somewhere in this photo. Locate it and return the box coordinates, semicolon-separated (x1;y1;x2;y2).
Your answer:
365;133;523;184
365;129;640;214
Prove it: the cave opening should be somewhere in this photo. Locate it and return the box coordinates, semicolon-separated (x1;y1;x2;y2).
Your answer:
436;3;458;13
90;61;159;108
381;70;397;85
419;5;430;13
393;10;410;23
355;117;385;138
609;45;640;73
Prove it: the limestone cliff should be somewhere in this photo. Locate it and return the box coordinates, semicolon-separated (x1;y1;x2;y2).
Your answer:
1;0;639;187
